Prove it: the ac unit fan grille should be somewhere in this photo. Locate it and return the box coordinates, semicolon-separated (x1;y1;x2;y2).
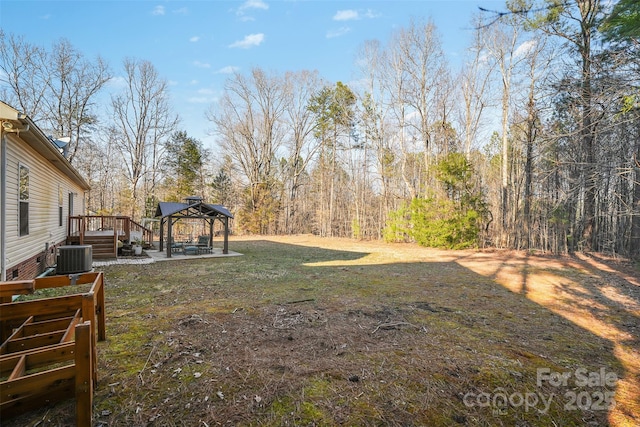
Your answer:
57;245;92;274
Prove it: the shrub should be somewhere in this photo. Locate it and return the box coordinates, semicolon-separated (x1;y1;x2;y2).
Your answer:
384;153;487;249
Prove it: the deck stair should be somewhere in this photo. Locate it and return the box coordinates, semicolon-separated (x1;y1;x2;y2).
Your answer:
82;234;117;258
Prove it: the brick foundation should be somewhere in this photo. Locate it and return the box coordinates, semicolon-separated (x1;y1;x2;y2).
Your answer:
4;242;62;281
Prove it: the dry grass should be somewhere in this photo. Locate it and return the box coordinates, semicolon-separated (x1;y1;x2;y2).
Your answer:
6;235;639;426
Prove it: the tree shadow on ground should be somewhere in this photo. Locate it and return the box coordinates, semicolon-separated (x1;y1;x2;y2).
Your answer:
450;249;639;426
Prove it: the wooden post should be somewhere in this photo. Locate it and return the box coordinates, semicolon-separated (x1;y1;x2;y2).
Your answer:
79;216;85;245
81;293;98;384
223;217;229;254
159;217;164;251
166;216;173;258
95;273;106;342
74;321;93;427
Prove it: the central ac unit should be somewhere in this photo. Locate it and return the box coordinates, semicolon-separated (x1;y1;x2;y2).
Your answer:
57;245;92;274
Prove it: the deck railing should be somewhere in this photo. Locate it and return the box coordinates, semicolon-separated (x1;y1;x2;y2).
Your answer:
68;215;153;245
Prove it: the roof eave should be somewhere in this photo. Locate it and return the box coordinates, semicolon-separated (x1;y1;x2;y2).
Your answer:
1;102;90;191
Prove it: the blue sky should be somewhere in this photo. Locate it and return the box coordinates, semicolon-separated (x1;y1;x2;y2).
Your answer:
1;0;505;148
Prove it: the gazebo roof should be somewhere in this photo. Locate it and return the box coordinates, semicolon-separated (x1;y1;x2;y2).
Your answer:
154;201;234;219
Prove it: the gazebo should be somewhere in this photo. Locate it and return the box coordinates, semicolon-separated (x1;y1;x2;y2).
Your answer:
155;196;234;258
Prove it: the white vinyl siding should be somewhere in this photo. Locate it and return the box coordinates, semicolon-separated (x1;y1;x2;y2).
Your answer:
5;134;86;269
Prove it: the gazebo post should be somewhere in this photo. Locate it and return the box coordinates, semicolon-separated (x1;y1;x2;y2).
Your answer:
166;215;173;258
159;218;164;251
223;217;229;254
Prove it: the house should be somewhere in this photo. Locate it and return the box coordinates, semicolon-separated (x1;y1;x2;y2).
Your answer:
0;101;90;281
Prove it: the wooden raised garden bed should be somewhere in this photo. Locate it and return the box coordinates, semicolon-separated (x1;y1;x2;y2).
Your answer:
0;272;106;425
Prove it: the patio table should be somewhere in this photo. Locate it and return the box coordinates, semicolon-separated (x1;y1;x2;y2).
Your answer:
183;245;199;255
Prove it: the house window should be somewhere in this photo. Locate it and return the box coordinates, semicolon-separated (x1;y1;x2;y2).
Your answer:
19;164;29;236
58;186;63;227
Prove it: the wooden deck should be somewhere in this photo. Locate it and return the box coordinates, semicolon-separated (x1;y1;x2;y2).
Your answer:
67;216;153;258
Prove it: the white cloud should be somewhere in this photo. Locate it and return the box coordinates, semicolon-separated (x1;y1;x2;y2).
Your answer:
193;61;211;69
333;9;380;21
326;27;351;39
189;36;200;42
333;10;359;21
186;87;219;104
364;9;381;19
515;39;536;57
190;80;199;85
237;0;269;15
106;75;127;89
217;66;240;74
152;5;165;16
228;33;264;49
173;7;189;15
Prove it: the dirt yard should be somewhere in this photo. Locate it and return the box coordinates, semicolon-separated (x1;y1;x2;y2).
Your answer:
6;235;639;426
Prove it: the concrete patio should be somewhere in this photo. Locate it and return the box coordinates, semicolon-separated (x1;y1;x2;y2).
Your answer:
92;244;242;267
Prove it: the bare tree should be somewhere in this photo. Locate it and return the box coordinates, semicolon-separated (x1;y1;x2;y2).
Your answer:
355;40;395;237
528;0;606;250
376;19;450;199
207;67;287;233
480;13;527;247
508;34;552;249
397;19;450;171
77;127;126;215
0;32;111;163
281;70;322;234
458;15;496;157
110;58;178;219
43;39;111;163
0;31;48;119
379;31;418;200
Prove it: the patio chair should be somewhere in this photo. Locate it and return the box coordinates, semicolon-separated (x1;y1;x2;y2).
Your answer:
196;235;213;254
170;237;183;253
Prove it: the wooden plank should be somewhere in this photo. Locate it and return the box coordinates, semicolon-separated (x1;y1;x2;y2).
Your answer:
7;355;26;381
0;355;18;377
0;295;83;322
0;316;33;355
0;379;74;418
0;342;75;377
75;321;93;427
0;364;75;401
6;331;66;353
0;281;34;301
61;310;82;343
33;272;99;290
22;316;75;336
